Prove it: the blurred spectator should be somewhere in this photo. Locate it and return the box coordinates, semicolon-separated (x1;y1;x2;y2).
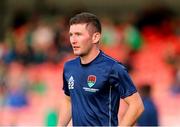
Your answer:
53;16;71;52
45;108;58;126
123;24;143;51
29;74;47;96
31;21;54;63
135;4;175;32
123;50;136;73
0;79;6;107
170;55;180;94
5;69;30;125
0;60;8;125
0;60;8;106
101;18;119;46
137;84;159;126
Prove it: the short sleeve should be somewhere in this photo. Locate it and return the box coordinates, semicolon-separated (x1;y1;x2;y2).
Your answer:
62;66;70;96
109;62;137;99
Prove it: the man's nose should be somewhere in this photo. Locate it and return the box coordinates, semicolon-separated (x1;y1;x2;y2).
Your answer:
70;35;77;44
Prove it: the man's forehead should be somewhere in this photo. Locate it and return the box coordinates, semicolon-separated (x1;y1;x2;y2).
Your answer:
69;24;90;33
69;23;96;35
70;24;86;30
70;23;87;28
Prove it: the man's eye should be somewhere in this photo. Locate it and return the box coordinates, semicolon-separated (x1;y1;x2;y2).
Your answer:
69;33;73;36
76;33;81;36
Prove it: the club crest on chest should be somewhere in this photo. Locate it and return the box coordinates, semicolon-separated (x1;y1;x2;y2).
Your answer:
87;75;96;88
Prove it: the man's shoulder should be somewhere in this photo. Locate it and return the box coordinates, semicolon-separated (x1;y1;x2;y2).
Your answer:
101;52;117;63
101;52;121;65
102;52;127;71
64;57;79;67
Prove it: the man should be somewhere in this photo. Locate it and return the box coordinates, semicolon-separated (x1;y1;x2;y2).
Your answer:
137;84;159;126
59;12;144;126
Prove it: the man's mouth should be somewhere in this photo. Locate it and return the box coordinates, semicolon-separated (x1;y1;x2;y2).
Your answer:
73;46;80;50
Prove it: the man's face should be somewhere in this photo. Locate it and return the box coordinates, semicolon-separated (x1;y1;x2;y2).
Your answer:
69;23;94;56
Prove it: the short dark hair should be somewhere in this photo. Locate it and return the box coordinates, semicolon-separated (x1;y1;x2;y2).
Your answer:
69;12;102;33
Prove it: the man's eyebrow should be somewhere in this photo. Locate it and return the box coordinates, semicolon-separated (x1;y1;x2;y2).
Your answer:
69;32;82;35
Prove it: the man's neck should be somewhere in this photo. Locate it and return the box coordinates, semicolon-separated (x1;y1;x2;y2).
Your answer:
80;48;100;64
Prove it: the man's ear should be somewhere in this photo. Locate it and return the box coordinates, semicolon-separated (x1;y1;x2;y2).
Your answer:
92;32;101;44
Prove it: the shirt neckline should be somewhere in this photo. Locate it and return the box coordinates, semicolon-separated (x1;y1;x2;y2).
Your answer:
79;50;102;67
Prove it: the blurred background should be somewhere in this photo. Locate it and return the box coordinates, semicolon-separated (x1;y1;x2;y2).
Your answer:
0;0;179;126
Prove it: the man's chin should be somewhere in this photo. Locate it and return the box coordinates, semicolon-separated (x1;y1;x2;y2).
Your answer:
73;52;85;57
73;52;81;56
